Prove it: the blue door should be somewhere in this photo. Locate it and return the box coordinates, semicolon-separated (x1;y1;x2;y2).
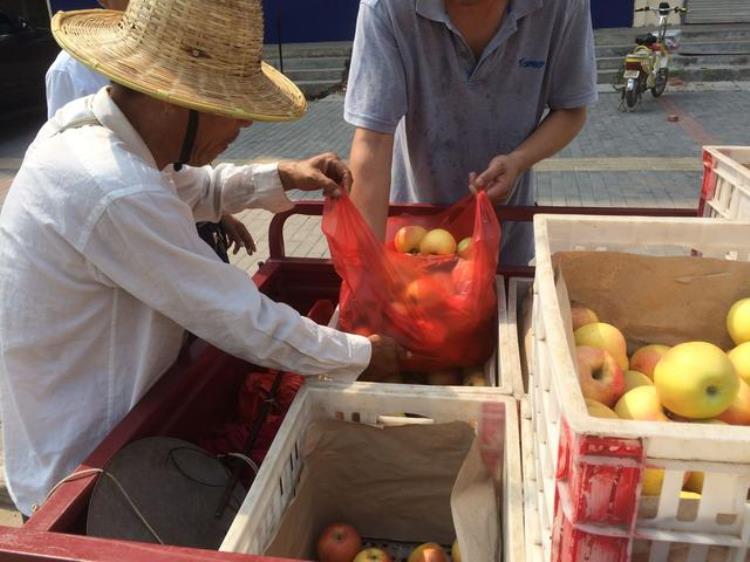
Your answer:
49;0;99;12
263;0;359;43
590;0;634;29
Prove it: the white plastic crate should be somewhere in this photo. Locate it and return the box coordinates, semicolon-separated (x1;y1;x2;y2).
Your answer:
501;277;534;396
328;276;516;393
220;383;524;562
529;214;750;562
520;398;545;562
701;146;750;220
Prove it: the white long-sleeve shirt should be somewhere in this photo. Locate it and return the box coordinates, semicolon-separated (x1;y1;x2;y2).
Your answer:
45;51;110;119
0;88;371;515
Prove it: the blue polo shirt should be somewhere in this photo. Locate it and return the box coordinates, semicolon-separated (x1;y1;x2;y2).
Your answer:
344;0;598;265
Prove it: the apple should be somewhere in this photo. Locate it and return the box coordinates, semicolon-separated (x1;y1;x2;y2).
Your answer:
623;370;653;393
354;548;393;562
407;543;449;562
716;378;750;425
727;297;750;345
570;302;598;331
574;322;629;370
394;225;427;254
405;273;453;308
585;398;619;419
316;523;362;562
630;344;670;379
427;369;463;386
575;346;625;407
653;342;739;419
641;468;689;496
684;471;704;494
419;229;457;256
451;540;461;562
456;237;473;259
462;366;486;386
451;259;473;294
728;342;750;385
614;386;669;421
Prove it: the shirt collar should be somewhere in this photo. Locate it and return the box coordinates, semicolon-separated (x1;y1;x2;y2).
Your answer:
416;0;544;24
91;87;158;169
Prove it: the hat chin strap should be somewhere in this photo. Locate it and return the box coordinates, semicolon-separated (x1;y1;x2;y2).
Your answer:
173;110;199;172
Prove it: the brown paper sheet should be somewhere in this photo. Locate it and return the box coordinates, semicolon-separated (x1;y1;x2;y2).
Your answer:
553;251;750;353
265;419;498;561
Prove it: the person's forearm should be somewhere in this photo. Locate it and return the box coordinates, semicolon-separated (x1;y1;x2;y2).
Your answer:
510;107;587;172
349;128;394;240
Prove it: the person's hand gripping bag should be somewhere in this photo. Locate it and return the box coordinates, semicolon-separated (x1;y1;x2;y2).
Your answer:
322;191;501;372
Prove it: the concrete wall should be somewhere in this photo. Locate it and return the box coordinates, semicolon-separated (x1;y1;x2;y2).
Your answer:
633;0;687;27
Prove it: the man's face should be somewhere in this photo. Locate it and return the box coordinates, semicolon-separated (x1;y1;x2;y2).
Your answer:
190;113;253;166
99;0;129;10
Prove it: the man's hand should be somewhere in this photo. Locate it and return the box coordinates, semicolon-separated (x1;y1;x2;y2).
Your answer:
469;152;525;205
221;214;256;255
359;334;407;382
278;153;353;198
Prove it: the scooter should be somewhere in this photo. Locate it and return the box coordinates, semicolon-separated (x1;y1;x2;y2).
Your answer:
616;2;687;111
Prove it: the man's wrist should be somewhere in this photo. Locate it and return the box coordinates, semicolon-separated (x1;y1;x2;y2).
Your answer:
276;161;293;191
508;150;531;173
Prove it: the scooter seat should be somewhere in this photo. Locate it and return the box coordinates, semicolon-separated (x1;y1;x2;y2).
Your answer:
635;33;658;46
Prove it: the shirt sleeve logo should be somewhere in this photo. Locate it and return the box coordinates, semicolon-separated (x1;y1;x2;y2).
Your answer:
519;58;546;69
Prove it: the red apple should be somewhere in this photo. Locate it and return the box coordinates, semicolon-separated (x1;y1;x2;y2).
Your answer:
394;225;427;253
451;259;474;294
316;523;362;562
574;322;629;370
405;273;453;308
570;302;598;331
419;229;457;255
575;346;625;407
354;548;393;562
716;378;750;425
630;344;670;379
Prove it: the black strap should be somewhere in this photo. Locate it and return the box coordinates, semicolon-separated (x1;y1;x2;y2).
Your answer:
173;109;199;172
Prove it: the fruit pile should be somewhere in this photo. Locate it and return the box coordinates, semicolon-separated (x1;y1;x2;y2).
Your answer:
316;523;461;562
572;297;750;496
394;226;472;259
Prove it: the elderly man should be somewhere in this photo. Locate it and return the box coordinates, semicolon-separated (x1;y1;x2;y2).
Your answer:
345;0;598;266
0;0;403;518
45;0;254;261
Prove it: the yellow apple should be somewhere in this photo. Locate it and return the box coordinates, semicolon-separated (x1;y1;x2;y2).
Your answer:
680;490;701;500
408;543;449;562
427;369;463;386
570;302;599;331
728;342;750;385
641;468;689;496
576;346;625;406
394;225;427;254
614;386;669;421
354;548;393;562
716;378;750;425
405;273;453;308
461;366;486;386
419;229;457;256
653;342;739;419
623;370;654;392
451;540;461;562
585;398;619;419
630;344;670;379
727;297;750;345
574;322;628;370
456;237;472;259
684;471;704;494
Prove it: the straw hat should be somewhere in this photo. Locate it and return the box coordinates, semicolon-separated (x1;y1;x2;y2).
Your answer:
51;0;307;121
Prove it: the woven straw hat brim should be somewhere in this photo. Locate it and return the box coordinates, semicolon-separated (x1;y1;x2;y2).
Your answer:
52;10;307;122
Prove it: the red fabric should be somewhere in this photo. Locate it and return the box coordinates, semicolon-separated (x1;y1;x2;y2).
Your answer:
200;371;304;468
322;191;500;371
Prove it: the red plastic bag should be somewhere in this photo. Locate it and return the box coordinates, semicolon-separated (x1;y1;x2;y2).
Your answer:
322;191;501;371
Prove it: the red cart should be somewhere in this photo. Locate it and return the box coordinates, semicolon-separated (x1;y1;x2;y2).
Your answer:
0;202;696;561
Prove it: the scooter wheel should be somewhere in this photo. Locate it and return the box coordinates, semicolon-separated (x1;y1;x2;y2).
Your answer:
652;68;669;98
624;87;640;109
